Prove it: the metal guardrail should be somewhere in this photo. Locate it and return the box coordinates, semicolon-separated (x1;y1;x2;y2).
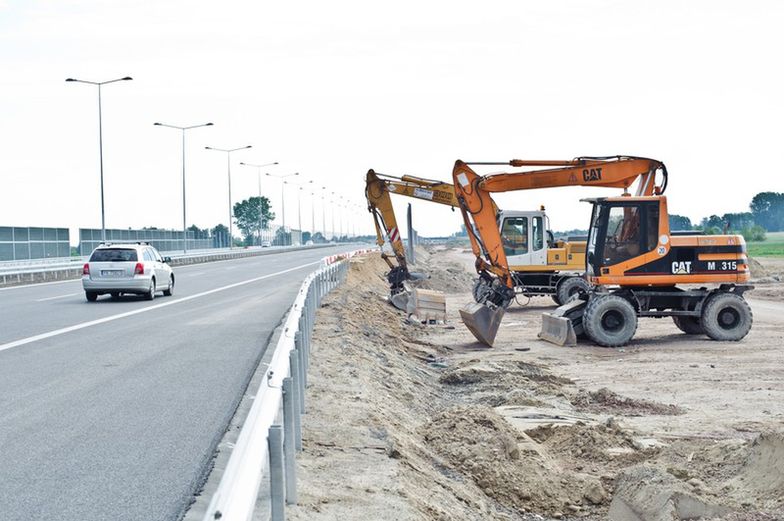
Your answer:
202;249;373;521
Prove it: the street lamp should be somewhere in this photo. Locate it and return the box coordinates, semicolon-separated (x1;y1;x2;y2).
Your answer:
66;76;133;242
330;191;337;241
154;122;213;253
266;172;299;242
239;161;278;246
285;179;313;244
205;145;252;248
321;186;327;240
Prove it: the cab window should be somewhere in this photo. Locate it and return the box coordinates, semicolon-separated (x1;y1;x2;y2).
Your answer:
501;217;528;256
645;204;659;252
143;250;153;262
603;206;641;265
532;216;544;251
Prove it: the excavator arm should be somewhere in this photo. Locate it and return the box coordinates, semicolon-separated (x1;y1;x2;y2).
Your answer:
365;169;461;276
453;156;667;290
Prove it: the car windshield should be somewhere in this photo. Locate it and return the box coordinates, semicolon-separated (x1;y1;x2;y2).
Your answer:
89;248;138;262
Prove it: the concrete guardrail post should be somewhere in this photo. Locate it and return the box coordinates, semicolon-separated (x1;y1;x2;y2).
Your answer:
288;350;303;450
268;425;285;521
281;377;298;504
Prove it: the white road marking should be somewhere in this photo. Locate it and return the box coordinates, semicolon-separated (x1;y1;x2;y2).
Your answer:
35;293;81;302
0;260;321;354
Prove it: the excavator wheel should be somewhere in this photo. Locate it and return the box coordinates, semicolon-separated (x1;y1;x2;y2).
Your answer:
700;292;753;342
672;315;703;335
556;276;590;306
583;294;638;347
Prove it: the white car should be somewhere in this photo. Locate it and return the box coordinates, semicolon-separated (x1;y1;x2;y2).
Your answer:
82;243;175;302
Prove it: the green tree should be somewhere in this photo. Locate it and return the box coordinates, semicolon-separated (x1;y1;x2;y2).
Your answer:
233;196;275;244
741;225;766;242
211;224;229;248
721;212;755;232
187;224;208;239
750;192;784;232
668;214;692;231
700;215;723;232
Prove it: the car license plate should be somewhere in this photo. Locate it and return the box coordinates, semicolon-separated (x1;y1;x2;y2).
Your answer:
101;270;124;277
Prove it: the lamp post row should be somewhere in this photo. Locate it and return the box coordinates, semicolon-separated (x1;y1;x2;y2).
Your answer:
66;76;363;248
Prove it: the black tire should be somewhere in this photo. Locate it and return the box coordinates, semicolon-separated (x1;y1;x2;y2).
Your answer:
163;275;174;297
583;294;638;347
556;276;590;305
700;292;753;341
672;315;703;335
144;278;156;301
551;294;562;306
85;291;98;302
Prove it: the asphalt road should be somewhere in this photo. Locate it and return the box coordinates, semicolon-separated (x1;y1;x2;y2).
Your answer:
0;245;357;521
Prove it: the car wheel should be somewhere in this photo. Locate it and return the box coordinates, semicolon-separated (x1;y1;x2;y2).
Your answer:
85;291;98;302
144;278;156;301
700;292;752;341
583;294;638;347
163;275;174;296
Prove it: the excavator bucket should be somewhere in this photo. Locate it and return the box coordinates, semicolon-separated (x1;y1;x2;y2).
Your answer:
538;299;587;346
459;302;505;347
388;273;428;311
389;291;410;311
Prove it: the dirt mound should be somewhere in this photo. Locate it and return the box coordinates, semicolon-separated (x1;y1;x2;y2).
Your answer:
609;465;729;521
527;421;645;463
572;388;684;417
748;257;769;279
728;432;784;509
423;405;595;515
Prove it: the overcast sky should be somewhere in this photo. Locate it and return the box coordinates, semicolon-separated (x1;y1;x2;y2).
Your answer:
1;0;781;243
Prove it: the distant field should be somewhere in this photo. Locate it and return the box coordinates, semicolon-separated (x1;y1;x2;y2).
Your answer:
748;231;784;257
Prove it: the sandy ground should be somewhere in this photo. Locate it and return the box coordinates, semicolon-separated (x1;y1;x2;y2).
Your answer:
288;248;784;521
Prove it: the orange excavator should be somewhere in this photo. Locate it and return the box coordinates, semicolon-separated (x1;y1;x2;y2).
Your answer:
453;156;753;347
366;169;589;310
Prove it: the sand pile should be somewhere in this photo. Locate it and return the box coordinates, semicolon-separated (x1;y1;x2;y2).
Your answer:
423;406;602;516
413;246;476;294
727;433;784;510
292;250;784;521
571;388;684;417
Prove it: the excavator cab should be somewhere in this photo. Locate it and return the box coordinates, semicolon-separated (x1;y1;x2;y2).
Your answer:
584;198;661;279
498;209;586;273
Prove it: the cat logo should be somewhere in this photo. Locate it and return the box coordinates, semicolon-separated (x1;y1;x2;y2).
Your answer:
671;261;692;274
582;168;603;182
568;173;577;184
